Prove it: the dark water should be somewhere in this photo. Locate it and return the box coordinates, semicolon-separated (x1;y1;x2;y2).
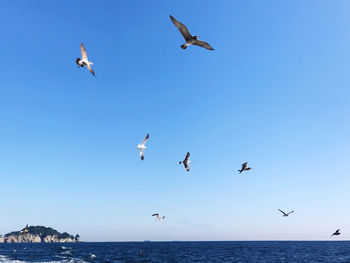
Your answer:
0;241;349;263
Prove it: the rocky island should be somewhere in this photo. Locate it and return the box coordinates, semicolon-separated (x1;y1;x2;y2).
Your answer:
0;225;81;243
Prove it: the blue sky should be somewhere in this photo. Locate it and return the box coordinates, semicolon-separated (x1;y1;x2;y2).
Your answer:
0;0;349;241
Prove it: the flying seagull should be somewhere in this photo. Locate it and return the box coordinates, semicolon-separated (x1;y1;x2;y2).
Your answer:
278;209;294;217
179;152;191;171
331;229;341;237
238;162;252;174
137;134;149;161
76;42;95;77
152;213;165;221
170;15;214;50
20;224;29;233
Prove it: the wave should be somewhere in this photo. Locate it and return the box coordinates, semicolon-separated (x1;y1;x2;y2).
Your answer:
59;250;72;256
0;255;88;263
0;255;25;263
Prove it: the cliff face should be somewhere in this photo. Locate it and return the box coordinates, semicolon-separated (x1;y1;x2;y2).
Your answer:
2;226;81;243
4;233;76;243
5;233;42;243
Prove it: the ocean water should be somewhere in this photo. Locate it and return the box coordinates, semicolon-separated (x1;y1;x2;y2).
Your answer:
0;241;349;263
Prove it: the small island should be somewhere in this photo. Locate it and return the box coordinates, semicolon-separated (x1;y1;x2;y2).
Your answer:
0;225;81;243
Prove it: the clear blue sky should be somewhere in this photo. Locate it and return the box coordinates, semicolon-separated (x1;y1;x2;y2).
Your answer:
0;0;349;241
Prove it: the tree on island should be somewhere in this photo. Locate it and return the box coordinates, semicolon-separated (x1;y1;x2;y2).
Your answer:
5;226;75;240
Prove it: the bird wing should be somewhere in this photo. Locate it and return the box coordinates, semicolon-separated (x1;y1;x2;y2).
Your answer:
331;230;339;237
184;162;190;171
278;209;287;216
184;152;190;162
287;211;294;215
86;63;95;77
141;134;149;145
242;162;248;170
80;43;88;60
152;214;160;220
192;40;214;50
170;15;192;41
139;149;144;160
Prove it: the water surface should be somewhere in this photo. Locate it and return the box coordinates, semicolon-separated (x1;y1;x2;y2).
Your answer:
0;241;349;262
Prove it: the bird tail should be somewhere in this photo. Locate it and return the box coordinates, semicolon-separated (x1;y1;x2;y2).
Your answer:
238;170;242;173
181;44;187;49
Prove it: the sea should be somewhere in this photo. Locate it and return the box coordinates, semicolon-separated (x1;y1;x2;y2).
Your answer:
0;241;349;263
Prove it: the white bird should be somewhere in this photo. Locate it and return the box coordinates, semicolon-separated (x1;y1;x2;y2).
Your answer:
238;162;252;174
137;134;149;161
152;213;165;221
76;42;95;77
278;209;294;217
331;229;341;237
179;152;191;171
170;15;214;50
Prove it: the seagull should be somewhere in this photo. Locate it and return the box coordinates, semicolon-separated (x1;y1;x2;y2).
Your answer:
76;42;95;77
238;162;252;174
179;152;191;171
170;15;214;50
137;134;149;161
152;213;165;221
20;224;29;233
331;229;341;237
278;209;294;217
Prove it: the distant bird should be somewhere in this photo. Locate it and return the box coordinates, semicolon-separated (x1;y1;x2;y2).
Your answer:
76;42;95;77
137;134;149;161
170;15;214;50
238;162;252;174
20;224;29;233
331;229;341;237
152;213;165;221
278;209;294;217
179;152;191;171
